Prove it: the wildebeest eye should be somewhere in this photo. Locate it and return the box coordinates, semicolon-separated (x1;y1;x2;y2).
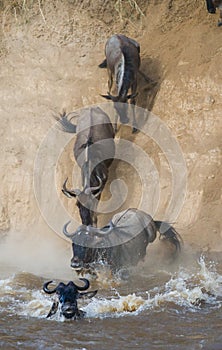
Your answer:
59;294;65;303
56;283;65;294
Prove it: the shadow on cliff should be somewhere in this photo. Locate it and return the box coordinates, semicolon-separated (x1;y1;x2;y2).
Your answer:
137;56;162;112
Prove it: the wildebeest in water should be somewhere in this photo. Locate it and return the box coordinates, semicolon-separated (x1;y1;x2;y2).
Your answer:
43;278;97;319
63;208;182;274
56;106;115;227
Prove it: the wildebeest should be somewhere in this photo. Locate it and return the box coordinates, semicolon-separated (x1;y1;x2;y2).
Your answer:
206;0;222;26
43;278;97;319
63;208;182;273
57;106;115;226
99;34;151;133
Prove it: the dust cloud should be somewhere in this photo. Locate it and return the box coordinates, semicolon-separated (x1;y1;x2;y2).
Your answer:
0;222;72;280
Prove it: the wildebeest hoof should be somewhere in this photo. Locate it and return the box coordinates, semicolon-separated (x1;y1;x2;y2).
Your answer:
191;298;206;307
208;8;216;13
132;127;139;134
217;20;222;27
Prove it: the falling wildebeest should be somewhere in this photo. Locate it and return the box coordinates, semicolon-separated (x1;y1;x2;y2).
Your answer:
99;34;152;133
63;208;182;274
43;278;97;319
206;0;222;26
56;106;115;226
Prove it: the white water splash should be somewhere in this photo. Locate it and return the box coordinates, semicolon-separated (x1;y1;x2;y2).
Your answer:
83;256;222;319
0;256;221;321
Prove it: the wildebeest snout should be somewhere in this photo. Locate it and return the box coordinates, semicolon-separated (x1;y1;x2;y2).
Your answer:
71;256;84;269
114;102;129;124
61;302;84;319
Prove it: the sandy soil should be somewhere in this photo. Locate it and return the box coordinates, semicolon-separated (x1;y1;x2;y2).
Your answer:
0;0;221;275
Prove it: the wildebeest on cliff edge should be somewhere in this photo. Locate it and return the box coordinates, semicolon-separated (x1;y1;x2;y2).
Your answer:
99;34;153;133
63;208;182;274
56;106;115;227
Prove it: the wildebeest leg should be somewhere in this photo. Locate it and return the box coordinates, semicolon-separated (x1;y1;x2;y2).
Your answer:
155;221;182;257
218;7;222;26
168;0;173;9
206;0;216;13
46;300;59;318
114;113;118;133
108;69;113;93
130;81;138;133
75;309;86;319
130;100;138;133
92;212;98;227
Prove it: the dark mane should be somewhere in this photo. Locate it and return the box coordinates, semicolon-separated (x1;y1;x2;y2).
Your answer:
77;201;93;226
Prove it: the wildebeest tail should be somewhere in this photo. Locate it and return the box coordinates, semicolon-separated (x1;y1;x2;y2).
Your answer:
55;112;77;133
154;221;182;254
98;59;107;68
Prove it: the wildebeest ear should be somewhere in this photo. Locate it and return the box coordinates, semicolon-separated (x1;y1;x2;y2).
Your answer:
78;290;97;299
62;178;81;198
46;300;59;318
98;59;107;68
101;92;119;102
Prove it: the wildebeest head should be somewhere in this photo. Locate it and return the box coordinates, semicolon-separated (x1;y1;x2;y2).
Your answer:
63;208;182;274
62;209;155;272
62;176;103;226
63;222;113;270
43;278;97;319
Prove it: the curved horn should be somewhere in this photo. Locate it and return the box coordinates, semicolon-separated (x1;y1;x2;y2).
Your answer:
62;178;81;198
63;221;89;240
100;93;112;100
85;176;103;195
43;281;57;294
63;221;76;238
75;278;90;291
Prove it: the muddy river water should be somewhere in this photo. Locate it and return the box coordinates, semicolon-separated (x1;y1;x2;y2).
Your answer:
0;252;221;350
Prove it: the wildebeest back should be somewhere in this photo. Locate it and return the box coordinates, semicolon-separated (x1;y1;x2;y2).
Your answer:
74;106;115;168
71;209;157;271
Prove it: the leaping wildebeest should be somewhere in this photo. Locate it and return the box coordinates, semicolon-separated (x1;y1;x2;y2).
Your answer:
63;208;182;274
57;106;115;226
43;278;97;319
99;34;152;133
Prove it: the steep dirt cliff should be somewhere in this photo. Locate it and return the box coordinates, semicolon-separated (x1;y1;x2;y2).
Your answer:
0;0;221;274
